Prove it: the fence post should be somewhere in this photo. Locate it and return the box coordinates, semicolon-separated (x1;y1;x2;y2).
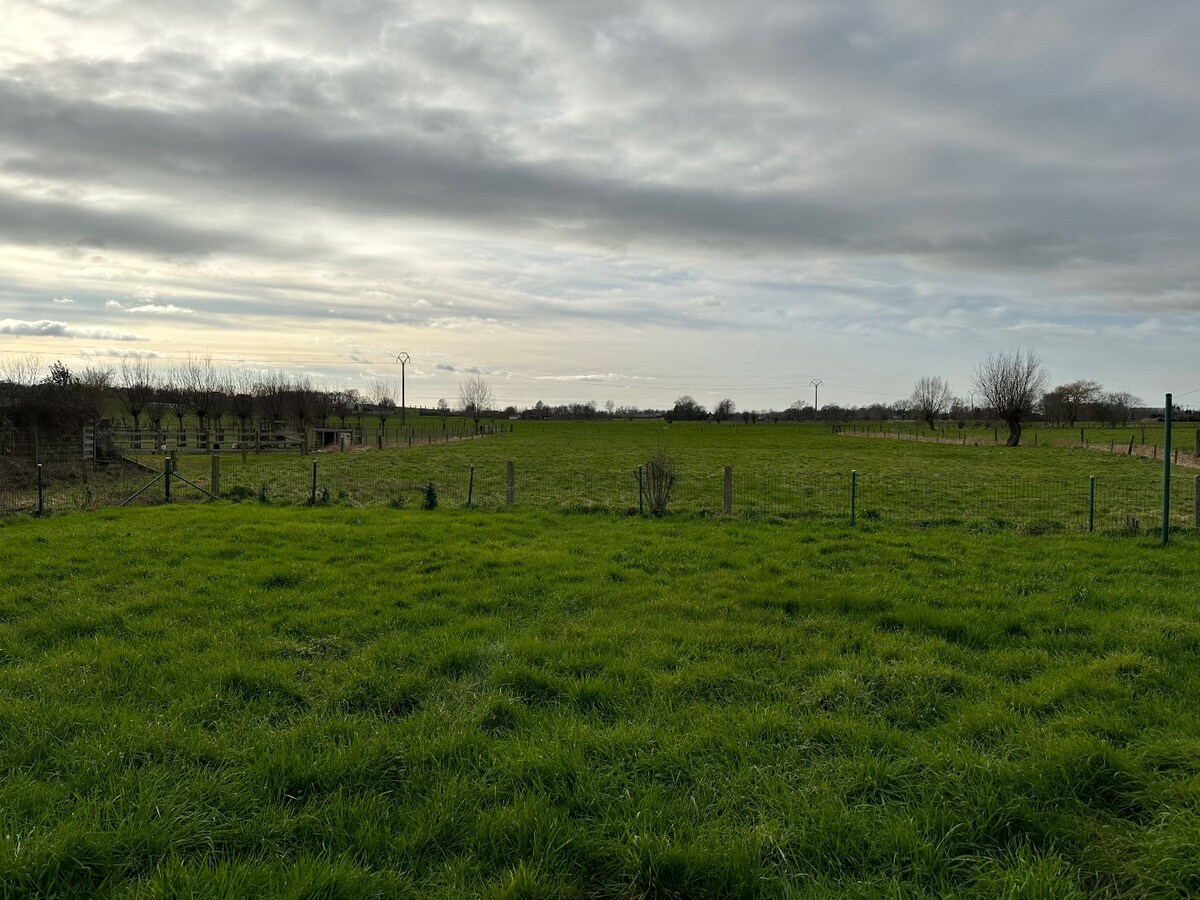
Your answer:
310;460;318;505
467;465;474;508
723;466;733;514
506;461;514;506
165;457;172;503
1162;393;1172;547
36;463;44;516
1080;427;1086;446
1128;436;1134;456
637;466;644;516
211;455;221;500
850;470;857;526
1088;476;1095;533
1194;475;1199;528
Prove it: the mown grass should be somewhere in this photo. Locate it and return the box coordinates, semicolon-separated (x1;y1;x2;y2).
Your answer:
2;505;1199;897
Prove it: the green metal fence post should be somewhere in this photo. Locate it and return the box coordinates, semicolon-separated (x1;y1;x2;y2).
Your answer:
467;465;474;508
506;461;515;506
36;463;43;515
1088;476;1095;533
1163;392;1173;546
165;457;172;503
311;460;318;505
637;466;644;516
850;470;857;526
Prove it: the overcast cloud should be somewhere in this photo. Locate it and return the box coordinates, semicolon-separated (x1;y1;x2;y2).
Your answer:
1;1;1198;408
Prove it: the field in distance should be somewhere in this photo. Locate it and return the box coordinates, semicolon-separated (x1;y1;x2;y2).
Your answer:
133;420;1194;533
2;504;1199;897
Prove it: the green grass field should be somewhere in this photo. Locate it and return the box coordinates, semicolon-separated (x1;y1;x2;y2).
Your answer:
18;418;1188;535
2;504;1200;897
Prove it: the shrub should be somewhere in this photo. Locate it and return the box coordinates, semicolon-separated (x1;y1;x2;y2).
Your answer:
423;481;438;510
645;448;677;517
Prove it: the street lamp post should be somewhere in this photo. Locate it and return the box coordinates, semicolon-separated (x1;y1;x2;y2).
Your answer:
810;379;822;419
395;352;410;427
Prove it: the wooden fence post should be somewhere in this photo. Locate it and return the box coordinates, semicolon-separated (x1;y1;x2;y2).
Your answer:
723;466;733;514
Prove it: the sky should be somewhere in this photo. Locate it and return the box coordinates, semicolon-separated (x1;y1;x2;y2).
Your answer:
1;0;1198;412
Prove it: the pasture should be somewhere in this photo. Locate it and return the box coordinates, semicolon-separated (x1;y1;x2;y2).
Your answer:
89;418;1196;534
2;500;1200;897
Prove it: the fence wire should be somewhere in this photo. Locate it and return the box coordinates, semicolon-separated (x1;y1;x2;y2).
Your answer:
2;456;1196;536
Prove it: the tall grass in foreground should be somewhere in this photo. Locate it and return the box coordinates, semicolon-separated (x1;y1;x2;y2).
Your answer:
1;506;1199;897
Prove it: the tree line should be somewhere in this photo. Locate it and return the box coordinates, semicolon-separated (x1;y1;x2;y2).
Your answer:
0;349;1156;450
0;355;505;439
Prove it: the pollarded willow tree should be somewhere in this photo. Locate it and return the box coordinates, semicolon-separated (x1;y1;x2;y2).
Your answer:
973;349;1048;447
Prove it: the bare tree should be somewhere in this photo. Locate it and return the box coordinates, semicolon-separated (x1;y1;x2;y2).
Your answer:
1096;391;1140;427
670;395;705;421
458;375;495;431
1054;379;1102;427
255;370;290;428
0;353;42;423
116;359;158;431
372;377;396;434
181;354;221;433
77;366;114;426
330;389;353;429
973;350;1048;447
287;377;317;433
163;369;191;432
713;398;736;423
227;370;257;436
910;376;953;429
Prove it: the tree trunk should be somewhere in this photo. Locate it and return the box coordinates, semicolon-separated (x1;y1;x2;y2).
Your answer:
1006;419;1022;447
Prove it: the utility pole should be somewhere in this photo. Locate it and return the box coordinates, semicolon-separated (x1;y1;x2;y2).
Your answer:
395;352;410;427
810;379;822;419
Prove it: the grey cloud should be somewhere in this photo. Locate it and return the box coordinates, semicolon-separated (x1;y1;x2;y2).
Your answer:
3;0;1200;407
0;318;143;340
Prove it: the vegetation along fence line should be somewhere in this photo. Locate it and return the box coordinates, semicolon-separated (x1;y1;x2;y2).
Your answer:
5;456;1198;536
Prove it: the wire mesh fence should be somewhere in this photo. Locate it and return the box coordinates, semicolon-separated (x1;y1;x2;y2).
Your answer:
3;454;1198;537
